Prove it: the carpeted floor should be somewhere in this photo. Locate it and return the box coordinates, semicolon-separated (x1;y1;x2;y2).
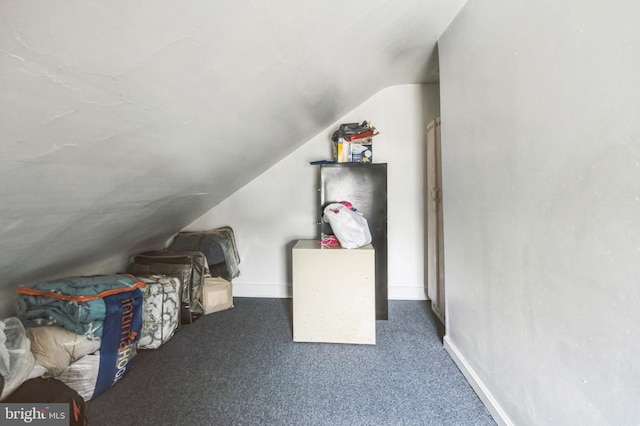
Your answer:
86;298;496;426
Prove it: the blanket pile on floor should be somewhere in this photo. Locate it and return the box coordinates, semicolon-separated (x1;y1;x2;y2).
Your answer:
7;274;144;401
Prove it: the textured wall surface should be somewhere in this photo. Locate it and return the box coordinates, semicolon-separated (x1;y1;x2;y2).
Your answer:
439;0;640;424
0;1;465;316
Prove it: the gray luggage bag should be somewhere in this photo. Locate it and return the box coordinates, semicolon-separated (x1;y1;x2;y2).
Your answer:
168;226;241;281
128;251;209;324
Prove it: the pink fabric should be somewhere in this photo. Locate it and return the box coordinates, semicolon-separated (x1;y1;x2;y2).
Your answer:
320;235;340;247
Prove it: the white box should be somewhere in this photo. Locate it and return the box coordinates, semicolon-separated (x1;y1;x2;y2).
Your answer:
202;277;233;315
292;240;375;344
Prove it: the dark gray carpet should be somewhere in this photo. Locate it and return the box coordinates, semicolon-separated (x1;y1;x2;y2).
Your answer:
86;298;496;426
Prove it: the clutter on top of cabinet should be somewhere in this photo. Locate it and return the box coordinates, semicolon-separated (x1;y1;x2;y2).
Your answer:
331;121;379;164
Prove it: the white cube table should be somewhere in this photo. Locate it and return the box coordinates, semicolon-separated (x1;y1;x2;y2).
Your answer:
292;239;376;345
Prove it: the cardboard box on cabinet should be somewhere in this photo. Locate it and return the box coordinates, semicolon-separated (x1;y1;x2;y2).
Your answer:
336;138;373;163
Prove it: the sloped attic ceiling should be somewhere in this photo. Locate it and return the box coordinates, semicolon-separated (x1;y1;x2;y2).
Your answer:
0;1;465;293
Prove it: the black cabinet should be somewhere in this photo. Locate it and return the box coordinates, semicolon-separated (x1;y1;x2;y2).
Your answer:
319;163;388;320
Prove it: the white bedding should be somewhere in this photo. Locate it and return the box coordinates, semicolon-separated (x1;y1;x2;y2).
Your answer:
137;275;181;349
26;325;100;377
56;352;100;401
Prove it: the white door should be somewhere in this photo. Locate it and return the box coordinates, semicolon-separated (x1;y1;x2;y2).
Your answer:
426;118;445;324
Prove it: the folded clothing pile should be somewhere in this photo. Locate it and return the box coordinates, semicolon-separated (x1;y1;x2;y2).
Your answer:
14;274;144;400
16;274;145;340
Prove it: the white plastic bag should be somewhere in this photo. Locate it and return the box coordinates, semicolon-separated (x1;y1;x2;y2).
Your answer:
56;352;100;401
0;317;35;401
322;202;372;249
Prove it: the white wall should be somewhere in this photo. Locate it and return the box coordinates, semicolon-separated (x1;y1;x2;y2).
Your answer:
184;84;440;300
439;1;640;425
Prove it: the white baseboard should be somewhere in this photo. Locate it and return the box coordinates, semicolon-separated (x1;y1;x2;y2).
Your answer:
387;285;428;300
232;282;427;301
443;336;513;426
232;283;292;298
